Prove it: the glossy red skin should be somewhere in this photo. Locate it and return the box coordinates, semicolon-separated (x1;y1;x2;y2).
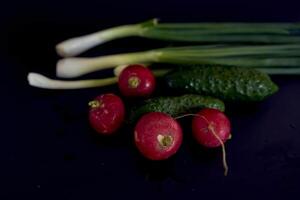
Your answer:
134;112;183;160
192;108;231;148
89;93;125;135
118;64;156;97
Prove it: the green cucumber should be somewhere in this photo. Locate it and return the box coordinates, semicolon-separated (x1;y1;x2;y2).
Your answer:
129;94;225;122
165;65;278;101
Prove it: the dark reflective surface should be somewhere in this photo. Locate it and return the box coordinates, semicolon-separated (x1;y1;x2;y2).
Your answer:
0;0;300;199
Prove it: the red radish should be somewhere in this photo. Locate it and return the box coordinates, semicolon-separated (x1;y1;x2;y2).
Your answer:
118;64;156;97
134;112;183;160
88;93;125;135
192;108;231;175
192;109;231;147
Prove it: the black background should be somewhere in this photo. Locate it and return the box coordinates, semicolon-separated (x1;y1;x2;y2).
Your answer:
1;0;300;199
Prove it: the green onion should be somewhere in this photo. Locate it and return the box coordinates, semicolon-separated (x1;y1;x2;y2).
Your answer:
56;44;300;78
27;73;118;89
56;24;144;57
28;68;171;90
151;69;171;77
157;22;300;30
257;68;300;75
56;51;160;78
113;64;131;77
195;57;300;67
28;65;300;90
56;19;300;57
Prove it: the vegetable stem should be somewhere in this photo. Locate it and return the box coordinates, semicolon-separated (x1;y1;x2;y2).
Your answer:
113;64;170;77
257;68;300;74
56;24;142;57
56;19;300;57
158;22;300;29
28;66;300;90
152;69;171;77
186;57;300;68
28;68;170;90
56;51;161;78
56;44;300;78
56;19;159;57
28;73;117;89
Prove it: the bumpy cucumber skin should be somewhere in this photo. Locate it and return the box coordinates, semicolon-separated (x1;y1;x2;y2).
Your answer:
165;66;278;102
129;94;225;122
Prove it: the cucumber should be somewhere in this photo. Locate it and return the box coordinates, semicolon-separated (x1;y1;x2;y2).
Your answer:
165;65;278;101
129;94;225;122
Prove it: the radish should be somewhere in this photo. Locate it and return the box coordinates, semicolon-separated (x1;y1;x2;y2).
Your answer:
134;112;182;160
192;108;231;175
89;93;125;135
118;64;156;97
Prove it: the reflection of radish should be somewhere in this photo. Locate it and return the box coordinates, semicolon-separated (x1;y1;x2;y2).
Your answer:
192;108;231;175
134;112;182;160
89;93;125;135
118;64;156;97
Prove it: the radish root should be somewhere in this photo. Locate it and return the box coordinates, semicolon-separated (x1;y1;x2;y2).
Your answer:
208;123;228;176
175;113;229;176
